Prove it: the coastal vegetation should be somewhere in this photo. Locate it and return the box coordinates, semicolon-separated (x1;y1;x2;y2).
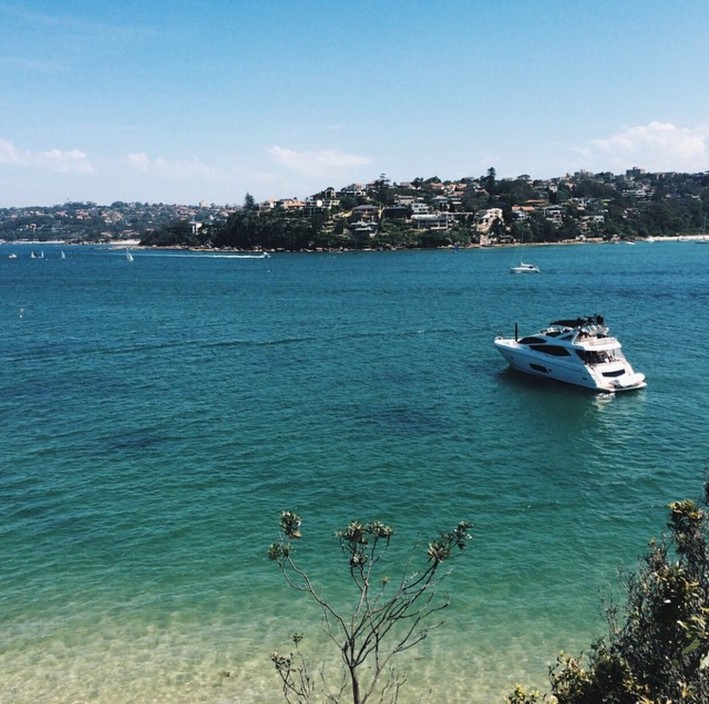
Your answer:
509;481;709;704
267;511;471;704
2;168;709;250
154;169;709;251
265;483;709;704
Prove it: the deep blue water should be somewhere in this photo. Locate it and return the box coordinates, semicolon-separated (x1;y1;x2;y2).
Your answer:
1;241;707;702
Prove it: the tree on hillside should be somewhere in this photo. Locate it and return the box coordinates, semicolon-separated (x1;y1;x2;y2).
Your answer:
484;167;497;195
243;192;257;211
139;219;203;247
509;480;709;704
372;174;395;206
495;177;537;206
267;512;472;704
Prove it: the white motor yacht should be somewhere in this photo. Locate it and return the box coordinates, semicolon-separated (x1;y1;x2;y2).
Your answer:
494;315;646;392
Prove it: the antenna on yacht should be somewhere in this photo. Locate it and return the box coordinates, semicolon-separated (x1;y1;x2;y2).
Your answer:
514;322;518;342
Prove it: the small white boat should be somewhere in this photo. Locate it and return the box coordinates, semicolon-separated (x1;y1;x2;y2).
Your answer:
494;315;646;392
510;262;540;274
125;248;134;262
509;235;539;273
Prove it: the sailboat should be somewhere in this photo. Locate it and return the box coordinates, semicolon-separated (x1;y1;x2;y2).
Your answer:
125;248;134;262
60;251;66;259
510;234;539;273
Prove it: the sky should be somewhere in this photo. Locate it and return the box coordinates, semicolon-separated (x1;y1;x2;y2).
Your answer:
1;0;708;207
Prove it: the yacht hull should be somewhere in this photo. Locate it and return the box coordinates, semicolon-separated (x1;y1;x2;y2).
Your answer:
493;321;647;393
510;263;540;273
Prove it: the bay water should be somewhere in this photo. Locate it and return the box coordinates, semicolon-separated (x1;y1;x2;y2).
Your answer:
1;241;707;702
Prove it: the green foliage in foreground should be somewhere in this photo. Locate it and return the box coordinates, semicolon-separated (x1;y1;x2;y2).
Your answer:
268;512;472;704
510;484;709;704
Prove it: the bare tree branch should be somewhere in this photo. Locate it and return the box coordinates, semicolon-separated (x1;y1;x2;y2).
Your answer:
268;513;471;704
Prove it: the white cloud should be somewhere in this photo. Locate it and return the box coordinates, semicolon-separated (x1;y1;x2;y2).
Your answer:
0;137;95;173
127;152;219;180
584;121;708;171
268;145;372;178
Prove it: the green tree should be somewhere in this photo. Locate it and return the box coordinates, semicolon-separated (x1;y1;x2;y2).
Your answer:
495;177;537;207
372;174;394;206
243;192;257;211
268;512;472;704
419;228;453;248
484;167;497;195
510;482;709;704
139;219;201;247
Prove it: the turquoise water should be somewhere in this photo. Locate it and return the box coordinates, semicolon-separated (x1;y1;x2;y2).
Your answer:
1;241;707;703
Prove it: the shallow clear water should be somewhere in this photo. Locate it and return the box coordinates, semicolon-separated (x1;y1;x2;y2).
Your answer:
1;241;707;702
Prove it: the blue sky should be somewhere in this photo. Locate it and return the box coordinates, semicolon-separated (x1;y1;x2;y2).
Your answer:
1;0;708;207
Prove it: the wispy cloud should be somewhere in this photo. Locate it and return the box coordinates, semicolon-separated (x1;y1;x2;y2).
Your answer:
0;4;158;39
268;145;372;178
127;152;220;180
0;137;95;173
580;121;708;171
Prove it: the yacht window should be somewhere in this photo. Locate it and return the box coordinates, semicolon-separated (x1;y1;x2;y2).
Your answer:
530;344;571;357
602;369;626;378
519;336;546;345
577;350;613;364
529;363;549;373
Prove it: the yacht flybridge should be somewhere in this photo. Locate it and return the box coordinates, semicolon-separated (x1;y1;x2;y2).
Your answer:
494;315;646;392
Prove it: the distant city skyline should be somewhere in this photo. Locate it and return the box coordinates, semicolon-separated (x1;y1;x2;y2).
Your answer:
1;0;709;207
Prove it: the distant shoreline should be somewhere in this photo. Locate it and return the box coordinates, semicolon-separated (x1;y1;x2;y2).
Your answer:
4;234;708;253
